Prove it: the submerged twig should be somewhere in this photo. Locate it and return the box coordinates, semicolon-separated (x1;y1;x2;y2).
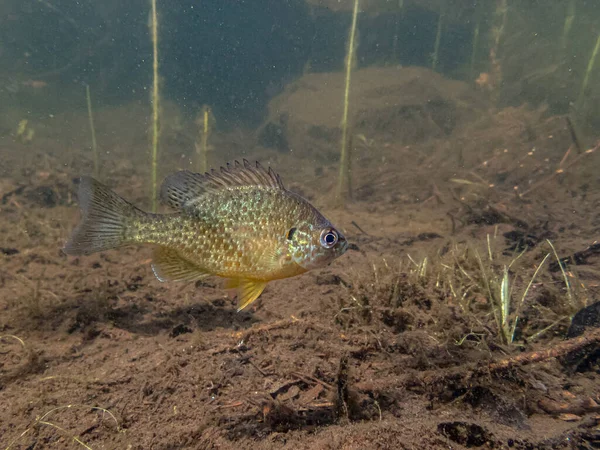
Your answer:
356;327;600;395
519;142;599;198
351;221;367;235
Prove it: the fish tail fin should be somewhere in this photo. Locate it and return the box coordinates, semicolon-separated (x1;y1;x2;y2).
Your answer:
63;176;145;255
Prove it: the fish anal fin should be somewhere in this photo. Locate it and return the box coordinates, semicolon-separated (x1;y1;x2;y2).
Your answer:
225;278;268;312
151;246;209;282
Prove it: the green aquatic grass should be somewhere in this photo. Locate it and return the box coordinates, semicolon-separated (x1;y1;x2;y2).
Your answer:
338;232;586;349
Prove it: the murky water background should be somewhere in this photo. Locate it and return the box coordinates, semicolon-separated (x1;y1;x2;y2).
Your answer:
1;1;599;448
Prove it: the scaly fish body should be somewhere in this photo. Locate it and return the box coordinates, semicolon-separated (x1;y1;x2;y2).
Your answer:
130;188;324;280
64;160;348;310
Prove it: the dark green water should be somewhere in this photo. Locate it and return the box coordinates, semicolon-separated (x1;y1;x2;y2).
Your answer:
2;0;599;129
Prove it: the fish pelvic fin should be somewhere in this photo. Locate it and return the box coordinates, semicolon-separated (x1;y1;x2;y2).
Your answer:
63;176;145;255
225;278;268;312
151;246;210;282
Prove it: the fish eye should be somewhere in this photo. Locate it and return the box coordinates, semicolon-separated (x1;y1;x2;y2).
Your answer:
286;227;297;240
320;228;338;249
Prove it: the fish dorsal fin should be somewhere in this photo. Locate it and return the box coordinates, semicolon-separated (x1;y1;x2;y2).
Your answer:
151;246;210;282
160;159;285;210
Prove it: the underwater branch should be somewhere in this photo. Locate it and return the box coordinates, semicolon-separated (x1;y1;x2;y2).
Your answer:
355;327;600;395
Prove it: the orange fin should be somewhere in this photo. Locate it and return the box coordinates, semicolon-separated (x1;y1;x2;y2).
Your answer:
224;278;241;289
151;246;209;282
225;278;268;312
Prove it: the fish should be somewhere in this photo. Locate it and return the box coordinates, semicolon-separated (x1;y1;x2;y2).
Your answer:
63;160;348;311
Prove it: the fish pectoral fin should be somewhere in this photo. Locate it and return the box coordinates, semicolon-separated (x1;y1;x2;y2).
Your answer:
225;278;268;312
151;246;209;282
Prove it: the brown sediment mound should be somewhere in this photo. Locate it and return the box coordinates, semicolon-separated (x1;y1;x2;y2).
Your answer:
259;66;489;159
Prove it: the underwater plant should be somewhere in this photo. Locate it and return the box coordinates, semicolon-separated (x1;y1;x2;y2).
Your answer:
391;0;405;63
85;85;98;178
488;0;508;104
336;0;359;205
561;0;576;53
337;233;586;348
471;241;550;345
469;1;486;82
446;237;587;345
15;119;35;144
150;0;160;212
431;3;445;71
469;17;480;81
195;105;212;173
577;31;600;111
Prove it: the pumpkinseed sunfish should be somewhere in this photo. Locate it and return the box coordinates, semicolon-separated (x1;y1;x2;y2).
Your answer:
64;160;348;310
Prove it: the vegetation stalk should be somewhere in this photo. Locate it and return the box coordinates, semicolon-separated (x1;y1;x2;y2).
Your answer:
469;13;481;81
492;0;507;54
391;0;404;63
490;0;508;104
85;85;98;177
198;106;211;173
431;4;444;71
336;0;359;204
150;0;160;212
561;0;576;53
577;31;600;111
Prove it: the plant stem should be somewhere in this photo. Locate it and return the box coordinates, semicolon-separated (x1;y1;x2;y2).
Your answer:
470;20;480;80
577;31;600;111
432;4;444;71
201;106;210;173
547;240;574;312
85;85;98;178
336;0;359;205
150;0;160;212
510;252;551;343
561;0;576;53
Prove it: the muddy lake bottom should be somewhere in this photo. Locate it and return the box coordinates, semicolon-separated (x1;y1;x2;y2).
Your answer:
1;100;600;449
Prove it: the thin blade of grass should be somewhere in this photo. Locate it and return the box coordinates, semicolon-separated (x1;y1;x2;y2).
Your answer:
546;240;574;311
510;252;551;342
501;266;510;339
